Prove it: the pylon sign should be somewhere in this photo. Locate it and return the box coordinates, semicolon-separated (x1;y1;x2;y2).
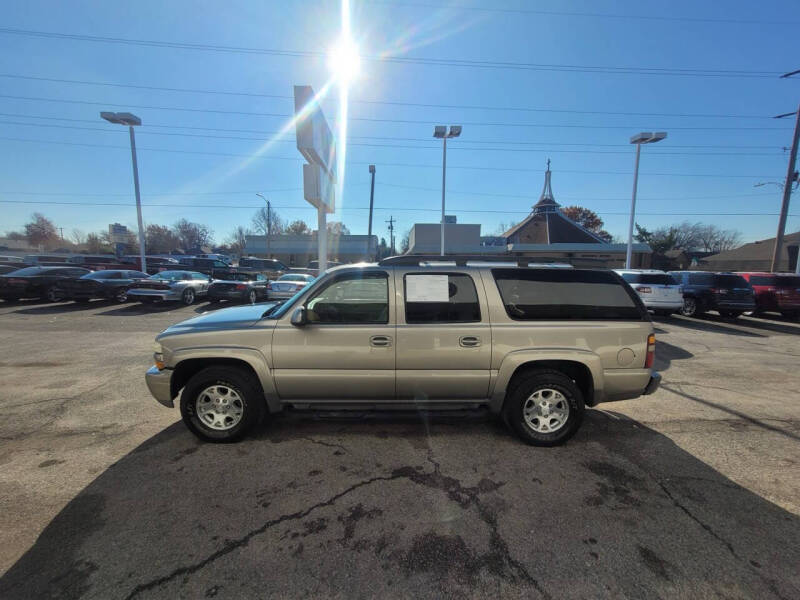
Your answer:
294;85;335;213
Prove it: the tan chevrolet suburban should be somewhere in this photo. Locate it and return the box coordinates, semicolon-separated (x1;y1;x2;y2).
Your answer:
145;256;660;446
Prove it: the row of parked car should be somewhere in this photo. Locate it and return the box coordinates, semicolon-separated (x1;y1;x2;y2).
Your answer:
0;266;315;305
616;269;800;320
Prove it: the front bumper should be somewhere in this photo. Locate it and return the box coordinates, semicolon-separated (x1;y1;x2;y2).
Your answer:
146;366;174;407
642;371;661;395
129;289;178;301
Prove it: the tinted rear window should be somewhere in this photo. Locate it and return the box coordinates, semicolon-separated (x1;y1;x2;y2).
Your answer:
714;275;749;289
492;269;645;321
748;275;777;286
687;272;715;285
777;276;800;288
621;273;677;285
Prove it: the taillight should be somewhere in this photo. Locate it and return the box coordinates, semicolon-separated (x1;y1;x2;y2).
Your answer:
645;333;656;368
637;286;652;294
235;284;246;290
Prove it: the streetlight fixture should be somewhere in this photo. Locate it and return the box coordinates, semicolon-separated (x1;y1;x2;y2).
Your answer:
626;131;667;269
255;193;271;257
100;111;146;273
433;125;462;255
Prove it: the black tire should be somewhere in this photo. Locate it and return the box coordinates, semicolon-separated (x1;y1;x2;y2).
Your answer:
247;289;257;304
182;288;196;305
502;369;584;446
180;366;265;442
680;297;701;317
113;289;128;303
44;286;64;303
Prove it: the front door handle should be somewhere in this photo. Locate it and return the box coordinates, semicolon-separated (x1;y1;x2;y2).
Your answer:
460;336;481;347
370;335;392;347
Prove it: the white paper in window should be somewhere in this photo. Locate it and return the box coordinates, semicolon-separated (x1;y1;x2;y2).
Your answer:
406;275;449;302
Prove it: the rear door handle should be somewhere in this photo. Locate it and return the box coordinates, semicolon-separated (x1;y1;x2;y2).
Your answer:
459;336;481;347
370;335;392;347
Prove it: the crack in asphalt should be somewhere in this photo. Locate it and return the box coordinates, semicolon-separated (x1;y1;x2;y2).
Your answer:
300;436;348;454
122;473;403;600
124;454;549;600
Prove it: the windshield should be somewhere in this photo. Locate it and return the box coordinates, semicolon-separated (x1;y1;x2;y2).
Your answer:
149;271;187;281
83;271;119;279
264;275;324;319
714;275;749;289
279;274;312;282
2;267;43;276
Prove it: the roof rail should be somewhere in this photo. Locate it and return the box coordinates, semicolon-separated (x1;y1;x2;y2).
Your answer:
377;255;582;268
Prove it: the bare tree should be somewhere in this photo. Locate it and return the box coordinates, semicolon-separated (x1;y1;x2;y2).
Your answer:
285;220;311;235
24;213;58;248
251;206;284;236
226;226;251;255
172;219;213;250
70;229;86;245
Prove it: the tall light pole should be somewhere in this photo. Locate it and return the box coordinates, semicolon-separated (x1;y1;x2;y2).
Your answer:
770;86;800;271
368;165;376;260
626;131;667;269
433;125;462;256
100;111;146;273
256;193;271;257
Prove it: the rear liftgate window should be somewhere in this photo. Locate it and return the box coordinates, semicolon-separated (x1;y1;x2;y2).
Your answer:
492;268;647;321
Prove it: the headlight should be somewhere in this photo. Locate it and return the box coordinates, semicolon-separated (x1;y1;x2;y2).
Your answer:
152;342;165;370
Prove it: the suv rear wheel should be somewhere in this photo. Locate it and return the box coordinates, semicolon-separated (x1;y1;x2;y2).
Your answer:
180;366;265;442
680;297;701;317
503;369;584;446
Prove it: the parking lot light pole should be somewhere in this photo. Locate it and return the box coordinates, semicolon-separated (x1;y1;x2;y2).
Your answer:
626;131;667;269
100;111;146;274
433;125;462;256
770;104;800;273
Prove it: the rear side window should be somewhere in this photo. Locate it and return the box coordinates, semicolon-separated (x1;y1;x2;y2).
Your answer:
777;276;800;288
404;273;481;323
713;275;748;289
492;268;646;321
687;272;715;285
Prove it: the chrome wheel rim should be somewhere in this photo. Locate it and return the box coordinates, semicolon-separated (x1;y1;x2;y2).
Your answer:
248;290;256;304
116;290;127;303
682;298;696;316
47;287;61;302
523;388;569;433
196;385;244;431
183;289;195;304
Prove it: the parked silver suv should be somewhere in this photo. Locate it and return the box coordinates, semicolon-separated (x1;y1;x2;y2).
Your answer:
145;256;660;446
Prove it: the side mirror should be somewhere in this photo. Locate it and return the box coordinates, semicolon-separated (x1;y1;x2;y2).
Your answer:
290;307;307;327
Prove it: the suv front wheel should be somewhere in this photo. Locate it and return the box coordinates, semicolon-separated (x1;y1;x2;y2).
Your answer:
503;369;585;446
180;366;265;442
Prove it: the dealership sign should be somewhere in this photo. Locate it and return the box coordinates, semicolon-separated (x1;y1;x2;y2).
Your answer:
294;85;335;213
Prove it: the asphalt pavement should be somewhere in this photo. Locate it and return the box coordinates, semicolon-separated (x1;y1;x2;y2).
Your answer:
0;298;798;599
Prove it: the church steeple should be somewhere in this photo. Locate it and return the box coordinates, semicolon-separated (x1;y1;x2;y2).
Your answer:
533;158;559;214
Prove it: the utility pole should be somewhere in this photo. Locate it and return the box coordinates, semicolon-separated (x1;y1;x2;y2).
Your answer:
256;193;271;257
368;165;376;259
386;215;395;254
59;227;64;240
770;102;800;272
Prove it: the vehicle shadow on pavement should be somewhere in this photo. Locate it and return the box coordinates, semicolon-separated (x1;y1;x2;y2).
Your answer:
96;303;181;316
653;340;693;372
665;315;766;337
12;301;114;315
1;412;799;600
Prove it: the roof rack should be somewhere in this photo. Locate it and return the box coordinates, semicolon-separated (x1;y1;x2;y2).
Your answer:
377;255;583;268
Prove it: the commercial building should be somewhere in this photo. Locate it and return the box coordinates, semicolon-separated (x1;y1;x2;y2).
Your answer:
244;233;377;267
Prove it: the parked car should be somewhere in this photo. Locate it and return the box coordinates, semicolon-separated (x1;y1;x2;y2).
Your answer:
207;272;270;304
120;255;180;274
237;257;288;278
23;254;70;266
0;265;21;275
737;272;800;319
127;270;211;305
177;257;235;278
145;256;660;445
615;269;683;316
266;273;315;300
668;271;756;318
196;253;232;265
0;255;24;263
0;266;92;302
307;260;342;270
56;269;149;303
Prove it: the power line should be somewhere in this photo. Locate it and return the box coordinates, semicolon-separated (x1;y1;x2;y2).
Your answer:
0;135;784;178
0;73;775;119
365;0;800;27
0;199;794;218
0;94;791;130
0;120;784;157
0;111;787;149
0;27;784;78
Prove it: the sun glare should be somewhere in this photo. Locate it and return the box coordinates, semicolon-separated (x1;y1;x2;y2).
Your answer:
328;37;361;84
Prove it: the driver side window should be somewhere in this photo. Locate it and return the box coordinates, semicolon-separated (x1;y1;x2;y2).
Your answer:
306;272;388;324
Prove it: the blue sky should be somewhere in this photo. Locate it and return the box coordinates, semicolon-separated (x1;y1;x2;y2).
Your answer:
1;0;798;247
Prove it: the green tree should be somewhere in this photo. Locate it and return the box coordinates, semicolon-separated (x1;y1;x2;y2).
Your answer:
562;206;613;242
145;224;181;253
